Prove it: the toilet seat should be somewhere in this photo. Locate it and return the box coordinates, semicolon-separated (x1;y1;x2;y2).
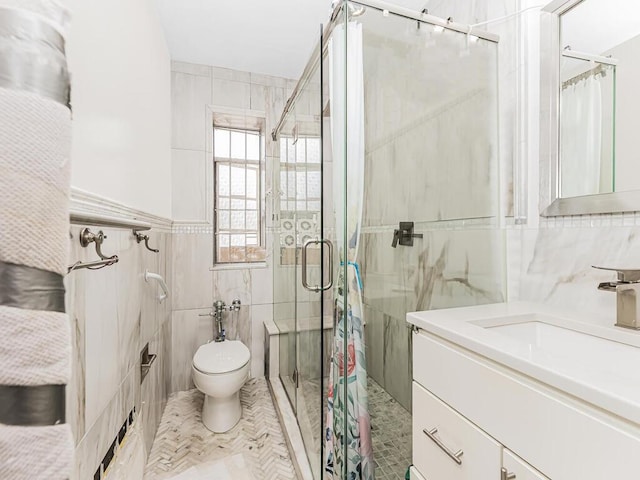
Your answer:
193;340;250;375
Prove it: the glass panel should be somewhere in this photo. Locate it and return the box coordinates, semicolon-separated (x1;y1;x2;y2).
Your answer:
246;131;260;160
230;166;245;196
214;128;230;158
230;130;246;159
247;167;258;198
217;164;230;196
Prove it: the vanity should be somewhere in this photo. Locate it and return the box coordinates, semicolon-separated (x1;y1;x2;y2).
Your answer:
407;302;640;480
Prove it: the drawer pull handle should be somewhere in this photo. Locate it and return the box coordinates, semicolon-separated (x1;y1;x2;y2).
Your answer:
423;427;464;465
501;468;516;480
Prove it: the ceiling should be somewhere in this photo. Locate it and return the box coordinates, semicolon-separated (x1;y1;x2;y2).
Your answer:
154;0;428;80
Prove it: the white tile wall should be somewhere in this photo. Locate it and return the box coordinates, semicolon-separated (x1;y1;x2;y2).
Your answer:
169;62;291;390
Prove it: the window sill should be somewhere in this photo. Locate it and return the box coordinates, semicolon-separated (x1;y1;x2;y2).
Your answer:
210;262;268;271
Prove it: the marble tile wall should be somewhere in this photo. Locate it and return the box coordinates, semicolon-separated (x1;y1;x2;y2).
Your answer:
356;5;512;409
66;223;172;480
169;61;292;392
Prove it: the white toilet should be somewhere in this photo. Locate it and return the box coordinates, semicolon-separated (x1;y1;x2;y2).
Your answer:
192;339;251;433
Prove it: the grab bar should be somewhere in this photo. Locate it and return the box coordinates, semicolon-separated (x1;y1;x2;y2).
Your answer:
144;270;169;303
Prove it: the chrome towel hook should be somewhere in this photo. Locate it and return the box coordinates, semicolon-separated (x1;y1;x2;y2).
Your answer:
67;228;119;273
134;230;159;253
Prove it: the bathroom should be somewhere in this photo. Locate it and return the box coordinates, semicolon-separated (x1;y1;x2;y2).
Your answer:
2;0;640;479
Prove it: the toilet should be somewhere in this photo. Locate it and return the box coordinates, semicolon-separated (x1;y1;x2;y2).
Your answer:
192;340;251;433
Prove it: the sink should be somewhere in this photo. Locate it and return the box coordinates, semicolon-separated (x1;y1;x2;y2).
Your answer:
474;314;640;371
407;303;640;425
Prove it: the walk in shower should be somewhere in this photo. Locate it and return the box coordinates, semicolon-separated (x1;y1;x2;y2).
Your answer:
272;1;505;478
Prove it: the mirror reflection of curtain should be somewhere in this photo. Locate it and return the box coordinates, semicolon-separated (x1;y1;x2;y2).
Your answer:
560;73;603;197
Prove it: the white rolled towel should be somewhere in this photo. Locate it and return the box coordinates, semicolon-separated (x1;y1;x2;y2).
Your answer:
0;306;70;386
0;424;73;480
0;87;71;276
0;0;69;36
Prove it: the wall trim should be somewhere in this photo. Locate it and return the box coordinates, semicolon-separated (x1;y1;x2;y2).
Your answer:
70;188;173;232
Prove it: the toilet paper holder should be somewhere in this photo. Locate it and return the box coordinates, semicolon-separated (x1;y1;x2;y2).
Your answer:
140;343;156;383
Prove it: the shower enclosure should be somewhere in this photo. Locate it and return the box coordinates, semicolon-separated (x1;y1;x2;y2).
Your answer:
272;1;505;478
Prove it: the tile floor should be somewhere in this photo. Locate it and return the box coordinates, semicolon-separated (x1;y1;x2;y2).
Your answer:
295;376;412;480
144;378;298;480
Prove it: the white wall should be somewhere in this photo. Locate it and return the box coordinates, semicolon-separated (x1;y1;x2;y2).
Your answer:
63;0;172;218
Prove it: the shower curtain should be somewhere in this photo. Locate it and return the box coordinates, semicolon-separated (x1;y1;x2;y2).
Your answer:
325;20;374;480
560;73;603;197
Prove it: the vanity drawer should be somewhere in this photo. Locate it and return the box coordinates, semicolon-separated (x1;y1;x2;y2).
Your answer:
503;449;549;480
413;331;640;479
412;382;502;480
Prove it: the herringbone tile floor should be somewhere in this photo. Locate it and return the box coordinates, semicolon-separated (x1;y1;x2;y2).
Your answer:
144;378;298;480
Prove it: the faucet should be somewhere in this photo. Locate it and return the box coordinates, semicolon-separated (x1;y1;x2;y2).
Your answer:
199;299;242;342
593;266;640;329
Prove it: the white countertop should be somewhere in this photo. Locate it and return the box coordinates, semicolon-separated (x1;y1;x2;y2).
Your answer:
407;302;640;426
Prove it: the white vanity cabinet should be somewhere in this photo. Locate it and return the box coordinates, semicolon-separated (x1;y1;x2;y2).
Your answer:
409;302;640;480
503;450;549;480
412;382;501;479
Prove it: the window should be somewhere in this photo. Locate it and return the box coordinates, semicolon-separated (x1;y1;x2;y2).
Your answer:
278;135;322;266
214;126;266;264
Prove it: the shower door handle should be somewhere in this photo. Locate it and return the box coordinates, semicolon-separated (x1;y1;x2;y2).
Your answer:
301;239;334;292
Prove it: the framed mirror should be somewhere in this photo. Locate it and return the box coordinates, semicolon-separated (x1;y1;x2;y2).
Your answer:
540;0;640;215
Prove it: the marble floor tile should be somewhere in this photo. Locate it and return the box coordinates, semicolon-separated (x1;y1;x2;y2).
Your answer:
145;378;297;480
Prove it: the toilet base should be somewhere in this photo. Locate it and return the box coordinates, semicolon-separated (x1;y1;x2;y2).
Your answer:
201;391;242;433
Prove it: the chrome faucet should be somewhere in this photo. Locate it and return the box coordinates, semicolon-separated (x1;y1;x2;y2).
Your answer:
594;266;640;329
199;299;242;342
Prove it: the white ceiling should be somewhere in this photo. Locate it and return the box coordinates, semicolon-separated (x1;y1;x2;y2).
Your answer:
154;0;428;80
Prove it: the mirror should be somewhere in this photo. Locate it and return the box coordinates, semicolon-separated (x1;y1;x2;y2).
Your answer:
540;0;640;215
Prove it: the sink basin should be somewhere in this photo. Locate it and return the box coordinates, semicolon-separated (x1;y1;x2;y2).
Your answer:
407;303;640;425
474;314;640;364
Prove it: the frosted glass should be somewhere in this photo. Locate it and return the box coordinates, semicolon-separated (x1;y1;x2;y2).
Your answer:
231;199;245;210
307;138;320;163
214;129;230;158
296;172;307;199
246;233;258;246
247;132;260;160
217;165;230;196
307;171;321;198
217;211;229;229
231;131;246;159
230;166;245;196
287;138;296;163
296;139;306;163
247;200;257;210
231;234;244;246
247;168;258;198
246;211;258;230
231;211;245;229
218;197;230;209
217;234;229;247
280;139;288;160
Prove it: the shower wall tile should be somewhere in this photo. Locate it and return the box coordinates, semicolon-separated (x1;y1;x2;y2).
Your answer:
363;305;384;388
382;314;411;412
172;71;212;150
171;149;208;222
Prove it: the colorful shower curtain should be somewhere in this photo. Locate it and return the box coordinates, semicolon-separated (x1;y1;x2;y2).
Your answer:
325;20;374;480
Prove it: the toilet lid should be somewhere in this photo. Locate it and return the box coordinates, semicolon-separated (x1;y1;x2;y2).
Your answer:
193;340;250;374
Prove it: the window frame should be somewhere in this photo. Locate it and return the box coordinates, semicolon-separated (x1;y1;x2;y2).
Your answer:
213;124;266;266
